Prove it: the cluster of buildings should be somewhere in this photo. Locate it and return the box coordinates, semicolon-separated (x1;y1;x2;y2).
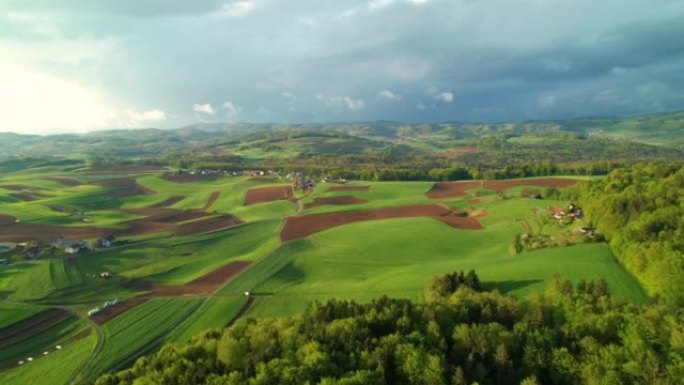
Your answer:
549;203;584;220
18;235;117;261
178;169;281;177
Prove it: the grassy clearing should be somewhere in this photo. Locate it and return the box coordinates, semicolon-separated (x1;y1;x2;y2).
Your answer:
165;296;247;343
0;330;96;385
82;297;201;381
247;217;647;317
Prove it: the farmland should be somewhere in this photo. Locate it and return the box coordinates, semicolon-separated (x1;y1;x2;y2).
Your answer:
0;165;655;383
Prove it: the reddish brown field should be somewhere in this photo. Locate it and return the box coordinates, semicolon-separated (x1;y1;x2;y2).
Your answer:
48;177;81;186
426;178;579;199
202;191;220;210
95;178;155;198
245;185;294;205
0;309;71;348
153;210;212;223
304;196;369;209
441;146;479;158
174;215;241;236
281;204;481;242
95;261;252;324
0;214;16;226
128;260;252;297
151;196;184;208
0;224;111;242
90;297;150;325
0;184;27;191
327;185;370;192
10;191;51;201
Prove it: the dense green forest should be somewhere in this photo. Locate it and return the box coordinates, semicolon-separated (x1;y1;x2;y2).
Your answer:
95;275;683;385
568;164;684;305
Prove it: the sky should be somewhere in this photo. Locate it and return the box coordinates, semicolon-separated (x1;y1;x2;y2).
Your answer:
1;0;683;134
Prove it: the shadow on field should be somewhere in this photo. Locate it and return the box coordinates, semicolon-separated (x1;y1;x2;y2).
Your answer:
482;279;542;293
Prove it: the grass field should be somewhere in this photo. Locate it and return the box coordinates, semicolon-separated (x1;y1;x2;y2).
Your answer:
81;297;202;382
0;315;88;368
165;296;248;343
0;303;45;329
243;218;647;317
0;331;97;385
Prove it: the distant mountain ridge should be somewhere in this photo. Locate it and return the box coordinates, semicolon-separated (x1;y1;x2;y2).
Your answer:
1;110;683;160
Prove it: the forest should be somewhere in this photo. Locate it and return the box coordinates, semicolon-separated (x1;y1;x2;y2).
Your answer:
95;274;683;385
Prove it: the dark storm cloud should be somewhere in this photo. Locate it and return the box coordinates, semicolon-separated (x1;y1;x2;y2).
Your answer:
1;0;684;132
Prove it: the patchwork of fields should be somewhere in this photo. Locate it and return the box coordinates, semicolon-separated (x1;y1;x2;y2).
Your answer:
0;166;647;384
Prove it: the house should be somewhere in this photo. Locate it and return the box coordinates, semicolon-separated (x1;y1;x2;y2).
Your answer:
64;241;89;255
87;307;101;317
22;244;43;260
99;235;116;248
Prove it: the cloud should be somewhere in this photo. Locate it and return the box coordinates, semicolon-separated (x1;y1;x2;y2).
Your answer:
378;90;402;101
317;95;365;111
223;101;241;119
435;91;454;103
136;109;166;122
282;91;296;99
220;1;256;18
192;103;215;115
538;94;557;109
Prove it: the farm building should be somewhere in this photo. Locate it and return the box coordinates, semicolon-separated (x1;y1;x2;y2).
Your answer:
99;235;117;248
64;240;89;255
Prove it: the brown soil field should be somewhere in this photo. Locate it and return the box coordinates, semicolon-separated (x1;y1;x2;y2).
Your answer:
467;198;480;204
129;260;252;297
0;223;111;242
281;204;481;242
245;185;294;205
161;173;217;183
95;178;155;198
441;146;479;158
0;214;16;226
151;196;184;208
10;191;51;201
304;196;369;209
202;191;220;210
90;297;150;325
426;178;579;199
0;184;27;191
153;210;212;223
47;204;71;213
0;308;71;348
174;215;241;236
327;185;370;192
48;177;81;187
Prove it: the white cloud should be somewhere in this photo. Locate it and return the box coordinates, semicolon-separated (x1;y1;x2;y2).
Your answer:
282;91;296;99
136;109;167;122
192;103;215;115
317;95;365;111
416;102;426;110
435;91;454;103
378;89;402;101
369;0;428;10
220;1;256;18
223;101;241;119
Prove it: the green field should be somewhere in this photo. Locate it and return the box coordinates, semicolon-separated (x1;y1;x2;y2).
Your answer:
0;331;97;385
0;169;653;383
80;297;202;382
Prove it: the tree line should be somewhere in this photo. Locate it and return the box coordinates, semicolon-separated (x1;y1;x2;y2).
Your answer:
96;273;683;385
